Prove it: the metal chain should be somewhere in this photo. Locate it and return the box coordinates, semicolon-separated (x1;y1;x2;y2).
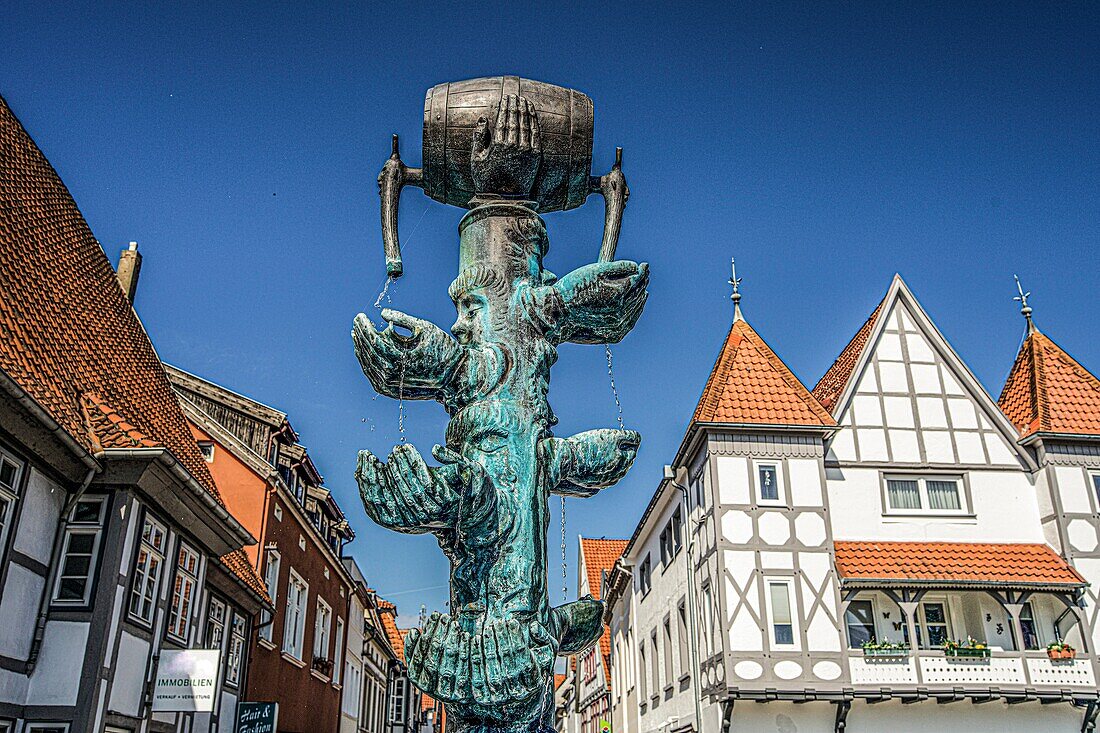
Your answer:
561;496;568;602
606;345;625;430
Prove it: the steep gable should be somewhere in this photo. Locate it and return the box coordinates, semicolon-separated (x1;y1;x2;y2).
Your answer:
825;276;1028;468
999;330;1100;439
692;318;835;427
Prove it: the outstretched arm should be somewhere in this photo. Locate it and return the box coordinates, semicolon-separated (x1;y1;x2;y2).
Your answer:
352;309;464;400
542;428;641;497
356;444;459;533
530;260;650;345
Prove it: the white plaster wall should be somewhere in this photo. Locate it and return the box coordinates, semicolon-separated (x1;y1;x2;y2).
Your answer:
848;699;1080;733
633;486;698;732
828;467;1044;542
12;467;63;563
0;563;44;659
727;701;835;733
109;630;150;716
716;456;749;504
0;666;30;707
26;620;87;706
1056;466;1093;514
217;690;238;733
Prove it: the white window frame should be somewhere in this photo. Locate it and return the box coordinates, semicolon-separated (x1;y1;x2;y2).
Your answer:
226;611;246;687
913;597;953;649
283;568;308;660
883;474;968;516
701;582;716;656
0;446;25;566
25;725;69;733
259;550;280;643
167;541;200;642
314;597;332;663
764;577;800;650
333;616;344;686
388;676;406;723
128;514;167;624
754;460;785;506
205;596;227;650
52;495;107;605
844;596;877;649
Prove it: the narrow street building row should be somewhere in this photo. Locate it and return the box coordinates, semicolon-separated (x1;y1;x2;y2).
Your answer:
562;274;1100;732
0;95;439;733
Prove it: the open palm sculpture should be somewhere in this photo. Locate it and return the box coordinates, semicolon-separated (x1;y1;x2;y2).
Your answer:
354;77;647;732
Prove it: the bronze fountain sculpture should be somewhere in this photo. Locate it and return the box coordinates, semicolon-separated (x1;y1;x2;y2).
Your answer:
353;76;648;732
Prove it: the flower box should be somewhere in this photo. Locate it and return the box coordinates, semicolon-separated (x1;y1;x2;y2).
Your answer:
1047;648;1077;660
863;646;911;658
312;656;334;675
944;647;991;659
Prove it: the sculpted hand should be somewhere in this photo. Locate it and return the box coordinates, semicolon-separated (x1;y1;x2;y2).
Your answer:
355;444;458;532
471;94;542;197
352;309;463;400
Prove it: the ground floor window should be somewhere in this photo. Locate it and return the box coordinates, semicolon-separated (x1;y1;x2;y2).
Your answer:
26;725;69;733
226;611;246;686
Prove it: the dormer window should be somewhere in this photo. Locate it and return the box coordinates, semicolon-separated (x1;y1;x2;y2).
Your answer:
884;475;967;515
197;441;215;462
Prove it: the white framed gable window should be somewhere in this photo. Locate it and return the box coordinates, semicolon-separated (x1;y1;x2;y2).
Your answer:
53;495;107;605
764;577;799;650
755;461;784;505
128;514;167;624
283;568;308;660
883;475;967;515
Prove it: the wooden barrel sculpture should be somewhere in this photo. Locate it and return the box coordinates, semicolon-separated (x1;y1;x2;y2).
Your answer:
422;76;594;212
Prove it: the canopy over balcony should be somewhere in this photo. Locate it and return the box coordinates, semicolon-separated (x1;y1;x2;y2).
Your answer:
834;541;1086;592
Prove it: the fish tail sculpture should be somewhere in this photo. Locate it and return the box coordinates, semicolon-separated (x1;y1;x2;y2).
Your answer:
355;78;647;733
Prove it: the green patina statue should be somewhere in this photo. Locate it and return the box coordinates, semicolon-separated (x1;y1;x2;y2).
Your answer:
354;77;647;732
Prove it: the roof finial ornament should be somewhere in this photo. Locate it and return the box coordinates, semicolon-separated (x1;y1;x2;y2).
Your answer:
1013;274;1035;335
729;257;744;321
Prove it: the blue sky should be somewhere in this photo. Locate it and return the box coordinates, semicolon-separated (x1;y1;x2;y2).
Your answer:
4;1;1097;622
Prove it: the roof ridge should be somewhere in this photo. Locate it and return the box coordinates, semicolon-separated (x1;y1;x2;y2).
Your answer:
811;297;886;412
736;320;835;425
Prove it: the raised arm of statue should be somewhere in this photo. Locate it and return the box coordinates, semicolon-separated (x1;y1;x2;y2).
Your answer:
355;444;460;533
541;428;641;497
352;309;464;400
532;260;649;345
471;94;542;198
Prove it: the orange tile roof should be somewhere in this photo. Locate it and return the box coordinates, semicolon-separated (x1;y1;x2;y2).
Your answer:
0;96;266;603
0;96;215;489
220;548;271;603
554;673;567;690
692;318;835;427
834;541;1084;587
999;330;1100;439
579;538;626;688
377;600;405;661
812;299;885;412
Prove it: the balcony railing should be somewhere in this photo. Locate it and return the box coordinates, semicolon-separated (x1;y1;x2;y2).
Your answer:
848;649;1095;690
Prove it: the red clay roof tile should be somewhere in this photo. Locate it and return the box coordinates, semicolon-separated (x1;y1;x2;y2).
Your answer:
0;96;266;601
834;541;1084;586
693;319;835;427
811;299;885;412
999;330;1100;439
579;537;627;687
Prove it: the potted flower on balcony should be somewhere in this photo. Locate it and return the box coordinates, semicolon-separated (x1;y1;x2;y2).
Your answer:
861;639;911;658
312;655;334;675
943;636;991;659
1046;642;1076;660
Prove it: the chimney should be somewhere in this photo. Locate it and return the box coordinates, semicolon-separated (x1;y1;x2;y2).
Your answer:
116;241;143;303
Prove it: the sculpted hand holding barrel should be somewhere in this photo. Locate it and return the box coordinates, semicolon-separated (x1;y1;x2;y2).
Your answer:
356;78;646;733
